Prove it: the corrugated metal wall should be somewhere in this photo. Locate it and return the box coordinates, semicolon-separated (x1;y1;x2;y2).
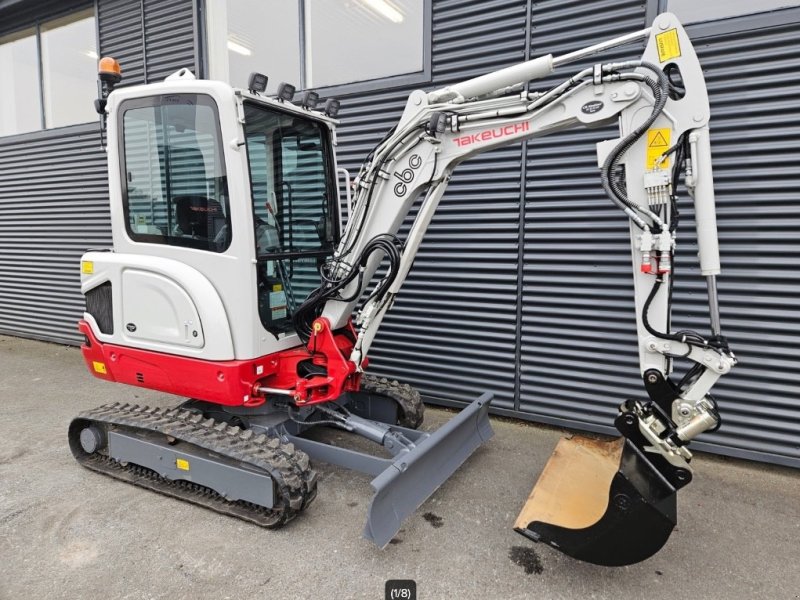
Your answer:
519;0;647;432
0;125;108;343
341;1;800;468
353;0;529;411
0;0;797;467
98;0;198;85
678;15;800;463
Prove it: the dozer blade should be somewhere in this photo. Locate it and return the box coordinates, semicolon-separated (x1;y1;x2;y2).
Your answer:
514;435;678;566
364;393;494;548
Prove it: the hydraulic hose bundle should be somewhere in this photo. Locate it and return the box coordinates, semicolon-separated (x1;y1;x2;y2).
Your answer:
292;233;402;343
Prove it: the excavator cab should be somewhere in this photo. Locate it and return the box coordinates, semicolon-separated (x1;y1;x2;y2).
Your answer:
73;62;494;550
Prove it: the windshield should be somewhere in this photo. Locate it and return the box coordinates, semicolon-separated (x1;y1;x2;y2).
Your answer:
243;102;337;335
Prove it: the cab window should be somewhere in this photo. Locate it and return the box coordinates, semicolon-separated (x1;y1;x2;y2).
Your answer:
119;94;231;252
243;102;337;334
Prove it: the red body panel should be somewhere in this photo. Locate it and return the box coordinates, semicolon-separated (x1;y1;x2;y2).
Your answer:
78;318;365;406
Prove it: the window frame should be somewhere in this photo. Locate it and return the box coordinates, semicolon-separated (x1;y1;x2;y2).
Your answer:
117;93;233;253
0;2;98;139
205;0;432;96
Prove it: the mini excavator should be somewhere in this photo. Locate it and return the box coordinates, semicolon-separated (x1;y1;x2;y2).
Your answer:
70;13;735;565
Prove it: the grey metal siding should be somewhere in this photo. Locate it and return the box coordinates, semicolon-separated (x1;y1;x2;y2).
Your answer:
98;0;198;84
520;1;648;427
0;0;199;344
351;0;529;411
98;0;147;85
143;0;197;81
679;15;800;463
0;0;89;33
0;125;108;344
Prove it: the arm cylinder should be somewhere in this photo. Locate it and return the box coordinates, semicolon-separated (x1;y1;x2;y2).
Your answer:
690;128;721;276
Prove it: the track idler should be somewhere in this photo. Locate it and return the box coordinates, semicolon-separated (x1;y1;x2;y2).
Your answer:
514;405;691;566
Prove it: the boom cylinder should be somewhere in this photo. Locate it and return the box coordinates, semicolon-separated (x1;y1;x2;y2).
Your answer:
428;55;554;103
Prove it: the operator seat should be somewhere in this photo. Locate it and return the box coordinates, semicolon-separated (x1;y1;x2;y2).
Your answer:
173;195;228;248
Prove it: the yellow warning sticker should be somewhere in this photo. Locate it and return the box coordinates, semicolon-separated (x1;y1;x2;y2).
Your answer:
92;361;107;374
81;261;94;274
655;29;681;62
646;128;671;169
272;284;282;292
176;458;190;471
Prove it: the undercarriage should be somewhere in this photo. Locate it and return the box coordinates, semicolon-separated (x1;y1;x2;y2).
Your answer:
69;375;493;547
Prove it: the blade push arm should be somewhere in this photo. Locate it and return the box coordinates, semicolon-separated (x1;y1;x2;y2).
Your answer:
297;13;734;466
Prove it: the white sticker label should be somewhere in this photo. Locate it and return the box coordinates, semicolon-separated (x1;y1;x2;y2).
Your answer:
270;290;287;320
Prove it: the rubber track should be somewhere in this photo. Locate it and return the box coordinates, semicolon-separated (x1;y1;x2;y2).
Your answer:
360;375;424;429
69;403;318;528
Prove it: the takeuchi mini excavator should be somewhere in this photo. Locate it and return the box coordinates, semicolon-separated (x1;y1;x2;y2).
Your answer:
70;13;735;565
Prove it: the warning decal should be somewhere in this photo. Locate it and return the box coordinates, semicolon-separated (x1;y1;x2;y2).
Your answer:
646;128;671;170
655;28;681;62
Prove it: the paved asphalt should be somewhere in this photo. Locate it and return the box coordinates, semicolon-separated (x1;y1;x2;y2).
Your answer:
0;334;798;599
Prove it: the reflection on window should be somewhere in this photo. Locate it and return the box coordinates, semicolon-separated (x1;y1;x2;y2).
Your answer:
305;0;423;87
243;102;335;333
121;96;232;252
41;8;98;129
225;0;302;93
667;0;800;24
0;8;97;137
0;28;42;136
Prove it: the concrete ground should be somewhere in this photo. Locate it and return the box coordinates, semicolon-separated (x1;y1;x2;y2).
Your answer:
0;335;798;600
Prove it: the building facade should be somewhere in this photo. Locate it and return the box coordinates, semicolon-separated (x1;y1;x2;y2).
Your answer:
1;0;798;467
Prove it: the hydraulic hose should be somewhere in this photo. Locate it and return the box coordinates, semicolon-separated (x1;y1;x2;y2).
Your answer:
292;234;402;344
600;62;669;231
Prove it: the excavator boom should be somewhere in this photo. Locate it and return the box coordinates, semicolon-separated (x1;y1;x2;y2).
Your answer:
293;12;734;564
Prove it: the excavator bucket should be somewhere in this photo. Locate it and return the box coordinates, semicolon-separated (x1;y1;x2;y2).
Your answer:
514;435;678;566
363;393;494;548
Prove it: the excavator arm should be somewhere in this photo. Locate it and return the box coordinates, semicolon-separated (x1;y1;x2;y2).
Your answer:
293;12;735;564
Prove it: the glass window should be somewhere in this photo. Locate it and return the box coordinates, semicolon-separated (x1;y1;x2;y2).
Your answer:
40;8;98;128
120;95;232;252
0;28;42;136
305;0;423;87
225;0;302;94
0;8;97;137
668;0;800;24
243;102;336;333
210;0;426;90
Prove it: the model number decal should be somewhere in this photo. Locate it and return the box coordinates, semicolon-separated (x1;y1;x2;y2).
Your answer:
453;122;530;148
581;100;604;114
393;153;422;197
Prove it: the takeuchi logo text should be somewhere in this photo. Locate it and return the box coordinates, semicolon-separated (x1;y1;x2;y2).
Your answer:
453;122;530;147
